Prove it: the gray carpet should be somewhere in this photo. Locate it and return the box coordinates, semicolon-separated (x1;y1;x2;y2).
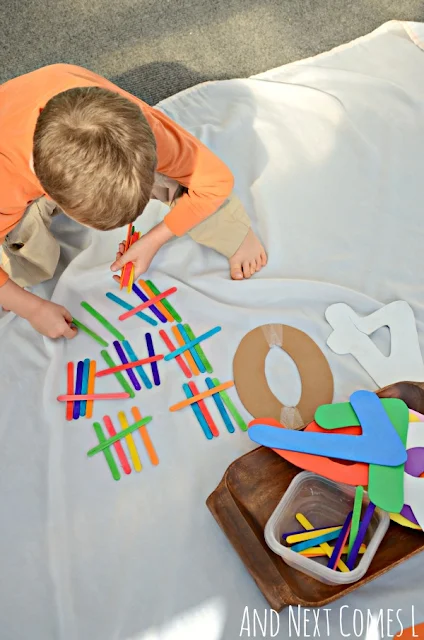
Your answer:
2;0;424;104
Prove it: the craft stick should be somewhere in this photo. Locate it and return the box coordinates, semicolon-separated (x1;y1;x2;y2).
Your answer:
96;355;163;377
71;318;109;347
348;486;364;555
327;512;352;570
182;384;213;440
159;330;192;378
113;341;141;391
81;302;126;341
87;416;152;457
103;415;131;474
120;223;133;289
295;513;349;572
205;377;234;433
58;392;131;402
172;326;200;376
212;377;247;431
118;411;142;472
80;358;90;417
66;362;74;421
169;381;234;412
282;524;344;539
127;266;135;293
132;283;167;323
145;333;160;386
301;544;367;558
119;287;177;321
122;341;153;389
285;526;343;545
177;324;205;373
86;360;96;419
100;350;135;399
73;361;84;420
138;280;174;323
92;422;121;480
106;292;157;326
184;324;213;373
164;326;221;361
290;529;344;553
146;280;182;322
347;502;376;570
131;406;159;465
122;263;132;289
188;381;219;437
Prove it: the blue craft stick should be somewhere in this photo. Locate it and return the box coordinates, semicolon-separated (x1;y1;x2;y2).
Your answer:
290;529;343;553
346;502;376;570
178;324;205;374
73;361;84;420
132;283;167;323
106;292;157;326
183;383;213;440
327;511;352;570
164;326;222;361
205;377;235;433
122;340;152;389
145;333;160;386
113;341;141;391
80;358;90;417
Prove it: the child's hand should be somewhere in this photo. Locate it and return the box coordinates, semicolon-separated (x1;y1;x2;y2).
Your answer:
29;299;77;339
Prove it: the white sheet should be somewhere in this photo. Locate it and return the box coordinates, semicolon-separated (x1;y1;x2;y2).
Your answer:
1;20;424;640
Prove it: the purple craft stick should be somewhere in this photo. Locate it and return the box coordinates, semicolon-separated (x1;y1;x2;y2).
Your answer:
132;283;167;323
73;360;84;420
282;524;343;540
113;341;141;391
327;511;352;570
145;333;160;386
346;502;376;570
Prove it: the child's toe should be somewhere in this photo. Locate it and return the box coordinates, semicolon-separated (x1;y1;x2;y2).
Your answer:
230;263;243;280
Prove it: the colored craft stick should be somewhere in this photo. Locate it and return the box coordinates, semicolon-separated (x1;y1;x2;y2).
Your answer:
169;381;234;412
87;416;153;457
131;406;159;465
172;326;200;376
86;360;96;419
347;502;376;570
103;415;131;474
127;266;135;293
118;411;142;472
182;384;213;440
120;223;133;289
113;341;141;391
178;324;205;373
100;350;135;399
122;262;132;289
71;318;109;347
81;302;126;341
327;512;352;570
212;377;247;431
159;330;192;378
205;377;234;433
66;362;74;421
80;358;90;417
188;381;219;437
105;292;157;326
138;280;174;323
301;544;366;558
92;422;121;480
164;326;222;361
184;324;213;373
122;341;153;389
96;355;163;377
58;392;131;402
290;529;344;553
285;526;343;545
282;524;343;539
119;287;177;321
348;486;364;555
145;333;161;386
132;283;167;323
146;280;182;322
296;513;349;572
73;361;84;420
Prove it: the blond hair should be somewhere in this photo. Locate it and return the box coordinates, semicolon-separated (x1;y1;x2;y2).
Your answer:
33;86;157;230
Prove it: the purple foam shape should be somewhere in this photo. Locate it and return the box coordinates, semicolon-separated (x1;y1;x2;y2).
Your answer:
113;341;141;391
346;502;376;570
145;333;160;386
132;283;166;323
405;447;424;477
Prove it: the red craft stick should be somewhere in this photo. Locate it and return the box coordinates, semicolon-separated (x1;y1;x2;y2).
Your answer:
120;224;133;289
57;392;130;402
188;381;219;438
159;330;192;378
119;287;177;320
103;415;131;474
66;362;74;421
96;355;164;377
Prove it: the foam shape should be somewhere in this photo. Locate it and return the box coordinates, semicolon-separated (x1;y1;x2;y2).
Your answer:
131;407;159;466
87;416;152;456
328;512;352;570
405;448;424;477
346;502;376;570
117;411;142;472
295;513;349;572
103;416;131;475
169;381;234;412
404;471;424;530
159;330;192;378
205;377;234;434
119;287;177;321
81;302;125;342
182;384;213;440
132;283;167;323
113;341;141;391
325;301;424;387
348;487;364;555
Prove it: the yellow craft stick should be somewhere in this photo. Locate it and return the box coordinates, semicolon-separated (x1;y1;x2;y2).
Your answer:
172;325;200;376
169;381;234;412
139;280;174;323
118;411;142;472
301;544;366;557
286;526;342;545
127;266;135;294
296;513;349;572
86;360;97;419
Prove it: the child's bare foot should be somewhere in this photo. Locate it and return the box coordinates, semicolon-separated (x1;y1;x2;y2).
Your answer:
377;381;424;414
229;229;267;280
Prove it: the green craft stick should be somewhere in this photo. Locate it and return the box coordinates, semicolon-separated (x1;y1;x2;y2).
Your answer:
81;301;125;342
88;416;152;457
71;318;109;347
92;422;121;480
348;486;364;555
100;350;135;399
145;280;182;322
212;377;247;431
184;323;213;374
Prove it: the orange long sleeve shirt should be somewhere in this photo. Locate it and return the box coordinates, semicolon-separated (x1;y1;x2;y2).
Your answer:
0;64;234;287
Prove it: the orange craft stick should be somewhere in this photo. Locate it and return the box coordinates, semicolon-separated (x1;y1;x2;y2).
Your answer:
118;287;177;320
66;362;74;421
169;381;234;412
131;406;159;465
138;280;173;323
172;325;200;376
188;381;219;437
86;360;97;419
120;223;133;289
58;392;130;402
96;355;164;377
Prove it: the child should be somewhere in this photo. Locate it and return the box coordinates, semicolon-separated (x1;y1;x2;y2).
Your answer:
0;64;267;339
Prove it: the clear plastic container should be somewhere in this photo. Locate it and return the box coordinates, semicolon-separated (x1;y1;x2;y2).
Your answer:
264;471;390;585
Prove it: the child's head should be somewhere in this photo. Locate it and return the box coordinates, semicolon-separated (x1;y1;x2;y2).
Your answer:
33;87;157;230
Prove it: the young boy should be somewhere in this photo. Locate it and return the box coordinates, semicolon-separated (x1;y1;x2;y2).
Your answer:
0;64;267;339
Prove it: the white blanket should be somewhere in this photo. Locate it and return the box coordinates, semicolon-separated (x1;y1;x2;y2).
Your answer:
1;20;424;640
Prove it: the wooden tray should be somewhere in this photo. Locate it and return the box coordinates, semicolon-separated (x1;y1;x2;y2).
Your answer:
206;447;424;611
